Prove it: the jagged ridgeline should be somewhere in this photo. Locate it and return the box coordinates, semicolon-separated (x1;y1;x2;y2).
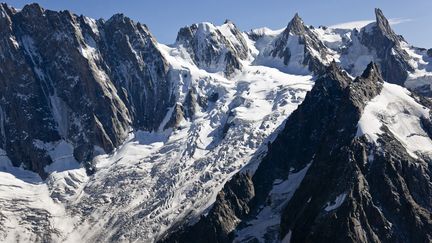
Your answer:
0;2;431;243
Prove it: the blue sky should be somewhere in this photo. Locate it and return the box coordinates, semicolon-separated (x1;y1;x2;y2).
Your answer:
3;0;432;47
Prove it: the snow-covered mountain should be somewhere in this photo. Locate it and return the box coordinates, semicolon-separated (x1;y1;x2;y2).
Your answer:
166;62;432;243
0;3;431;243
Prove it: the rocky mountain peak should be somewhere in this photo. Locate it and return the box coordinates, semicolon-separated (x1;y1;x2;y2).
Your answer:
105;13;156;47
107;13;131;25
0;2;13;16
221;19;241;33
175;20;249;76
106;13;135;31
176;24;195;43
316;62;383;104
21;3;45;17
223;19;233;25
264;13;331;74
318;60;351;89
374;8;400;43
355;9;413;86
360;61;382;80
286;13;305;35
349;62;384;110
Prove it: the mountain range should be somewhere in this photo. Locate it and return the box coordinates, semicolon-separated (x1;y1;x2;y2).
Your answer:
0;3;431;243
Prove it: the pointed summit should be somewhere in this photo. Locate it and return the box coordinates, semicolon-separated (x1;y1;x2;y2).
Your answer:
375;8;389;27
269;12;331;74
317;61;351;89
0;3;13;15
292;13;302;22
107;13;131;24
286;13;306;34
223;19;241;31
224;19;233;25
356;8;412;86
350;62;384;108
0;3;14;30
21;3;44;16
106;13;144;36
374;8;398;42
361;62;382;80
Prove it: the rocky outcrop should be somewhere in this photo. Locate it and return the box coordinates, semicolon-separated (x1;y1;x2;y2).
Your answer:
0;3;174;177
427;48;432;58
176;20;249;76
164;103;185;129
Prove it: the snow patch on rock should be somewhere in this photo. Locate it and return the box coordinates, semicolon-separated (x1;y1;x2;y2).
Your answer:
234;163;312;242
324;193;347;212
357;82;432;159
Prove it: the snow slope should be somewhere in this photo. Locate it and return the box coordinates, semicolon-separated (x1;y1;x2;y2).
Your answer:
0;149;81;242
357;82;432;160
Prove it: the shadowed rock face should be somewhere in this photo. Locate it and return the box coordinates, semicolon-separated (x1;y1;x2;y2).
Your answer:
358;8;414;86
427;48;432;57
101;14;173;131
0;3;174;177
176;20;249;76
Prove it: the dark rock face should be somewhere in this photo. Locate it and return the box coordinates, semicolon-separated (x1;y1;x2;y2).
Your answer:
176;21;249;76
427;48;432;58
164;103;185;129
281;130;432;243
269;13;331;74
101;14;173;131
0;3;174;177
358;8;414;86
